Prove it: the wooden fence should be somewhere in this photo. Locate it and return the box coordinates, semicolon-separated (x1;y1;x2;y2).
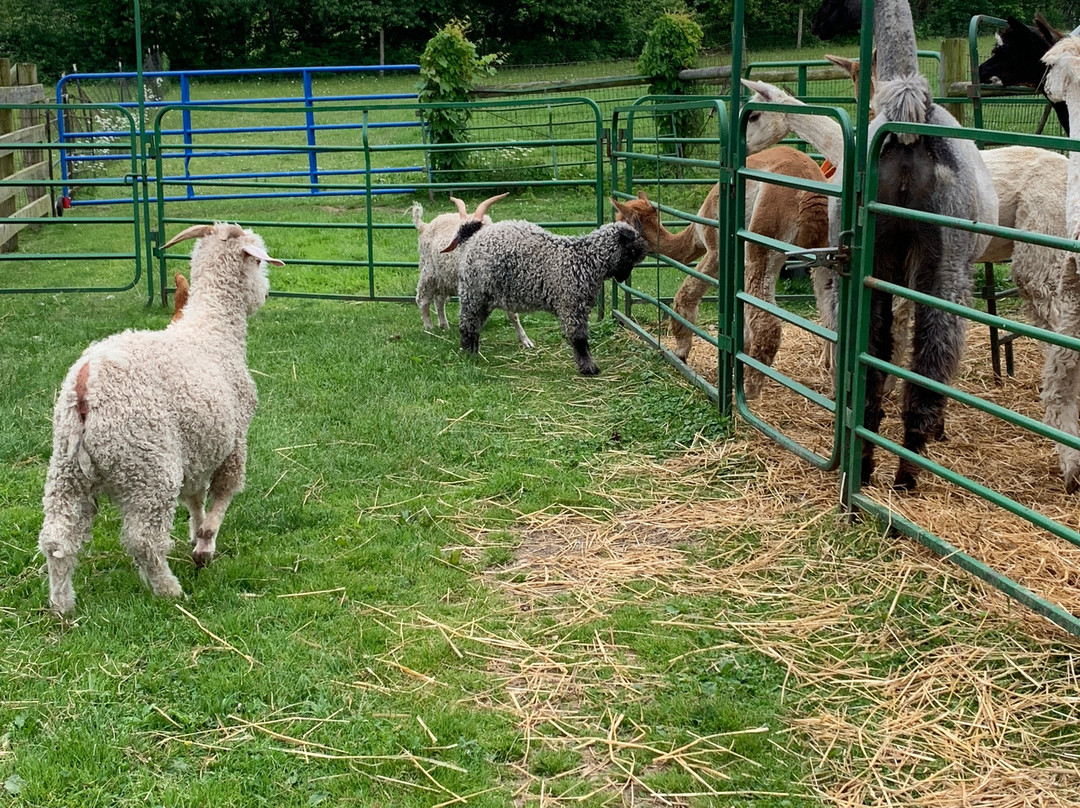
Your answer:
0;58;49;253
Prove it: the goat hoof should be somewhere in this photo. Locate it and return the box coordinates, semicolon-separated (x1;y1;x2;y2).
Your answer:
192;550;213;569
578;362;600;376
1066;474;1079;495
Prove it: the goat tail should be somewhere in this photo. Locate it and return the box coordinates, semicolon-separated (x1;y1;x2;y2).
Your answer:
67;361;96;478
411;202;425;232
875;74;931;143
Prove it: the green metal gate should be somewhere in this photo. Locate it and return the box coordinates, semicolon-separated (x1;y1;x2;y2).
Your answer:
0;103;150;298
150;97;608;304
612;0;1080;637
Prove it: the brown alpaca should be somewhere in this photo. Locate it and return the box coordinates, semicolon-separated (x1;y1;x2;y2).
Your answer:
824;51;877;109
172;273;189;323
613;145;830;397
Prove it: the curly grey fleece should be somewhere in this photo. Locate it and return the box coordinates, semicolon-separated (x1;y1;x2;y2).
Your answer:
38;224;274;614
455;220;647;374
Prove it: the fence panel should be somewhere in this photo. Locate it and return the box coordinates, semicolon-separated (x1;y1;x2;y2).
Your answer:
841;121;1080;637
152;97;606;303
610;97;731;406
0;100;145;296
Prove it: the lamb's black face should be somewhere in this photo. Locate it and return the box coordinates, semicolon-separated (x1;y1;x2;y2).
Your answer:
811;0;861;40
978;19;1053;86
609;222;648;283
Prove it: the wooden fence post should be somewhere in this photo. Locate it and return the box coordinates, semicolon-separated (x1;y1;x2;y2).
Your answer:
16;63;44;206
0;58;15;252
941;38;967;127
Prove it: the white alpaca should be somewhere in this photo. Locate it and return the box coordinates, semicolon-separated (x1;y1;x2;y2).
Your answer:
1040;36;1080;492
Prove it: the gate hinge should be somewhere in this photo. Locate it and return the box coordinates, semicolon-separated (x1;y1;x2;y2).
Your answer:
784;244;851;277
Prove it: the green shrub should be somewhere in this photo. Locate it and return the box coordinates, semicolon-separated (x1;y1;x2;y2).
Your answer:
638;12;703;96
417;20;500;175
638;13;704;148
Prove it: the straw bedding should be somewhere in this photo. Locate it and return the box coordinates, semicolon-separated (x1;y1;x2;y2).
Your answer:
448;317;1080;806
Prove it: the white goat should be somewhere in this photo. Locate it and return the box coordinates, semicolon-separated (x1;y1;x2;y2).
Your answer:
413;193;533;347
38;223;281;614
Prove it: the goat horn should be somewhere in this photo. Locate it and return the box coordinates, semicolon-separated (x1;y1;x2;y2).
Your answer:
472;192;509;220
449;196;469;219
217;223;246;241
162;224;215;248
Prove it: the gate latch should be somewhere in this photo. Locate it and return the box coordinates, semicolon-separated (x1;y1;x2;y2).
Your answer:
783;245;850;277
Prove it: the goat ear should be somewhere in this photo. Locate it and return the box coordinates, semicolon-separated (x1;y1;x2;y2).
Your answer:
242;244;284;266
995;31;1004;46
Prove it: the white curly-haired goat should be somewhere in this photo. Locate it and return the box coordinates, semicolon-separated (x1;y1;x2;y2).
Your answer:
38;223;281;614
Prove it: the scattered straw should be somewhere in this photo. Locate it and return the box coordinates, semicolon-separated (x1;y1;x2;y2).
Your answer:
175;604;259;671
668;316;1080;627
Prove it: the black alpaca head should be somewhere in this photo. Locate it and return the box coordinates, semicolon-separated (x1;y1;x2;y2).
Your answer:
811;0;861;40
978;14;1063;87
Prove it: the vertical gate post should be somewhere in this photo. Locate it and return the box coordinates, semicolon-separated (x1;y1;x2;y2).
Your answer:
839;0;876;513
0;58;16;254
304;69;319;193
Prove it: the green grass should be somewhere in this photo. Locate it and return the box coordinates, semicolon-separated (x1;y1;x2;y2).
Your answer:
3;280;1065;807
0;282;814;807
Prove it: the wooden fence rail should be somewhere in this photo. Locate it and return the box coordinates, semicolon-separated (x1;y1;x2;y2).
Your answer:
0;57;50;252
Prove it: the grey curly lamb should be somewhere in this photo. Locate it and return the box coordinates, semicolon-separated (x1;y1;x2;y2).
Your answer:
445;215;648;375
38;223;282;614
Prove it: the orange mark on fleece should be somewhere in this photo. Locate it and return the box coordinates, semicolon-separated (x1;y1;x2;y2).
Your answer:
75;362;90;423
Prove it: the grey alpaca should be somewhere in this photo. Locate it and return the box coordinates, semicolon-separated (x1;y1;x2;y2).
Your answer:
815;0;998;489
38;223;280;614
447;217;647;374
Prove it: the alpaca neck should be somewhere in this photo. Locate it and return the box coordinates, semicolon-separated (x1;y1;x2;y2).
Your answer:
1068;97;1080;235
654;220;705;264
788;112;846;172
874;0;918;80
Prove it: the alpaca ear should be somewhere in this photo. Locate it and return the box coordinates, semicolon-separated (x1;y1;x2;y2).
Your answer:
824;54;856;77
740;78;770;98
1034;14;1064;45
